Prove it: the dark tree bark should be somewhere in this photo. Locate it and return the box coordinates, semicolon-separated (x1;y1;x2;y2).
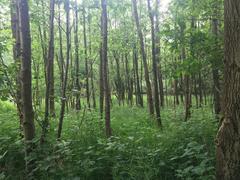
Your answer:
57;0;70;139
18;0;35;172
101;0;111;137
147;0;162;126
216;0;240;179
74;0;81;110
132;0;154;116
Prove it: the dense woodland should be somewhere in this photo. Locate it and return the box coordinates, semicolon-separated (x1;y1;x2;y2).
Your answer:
0;0;240;179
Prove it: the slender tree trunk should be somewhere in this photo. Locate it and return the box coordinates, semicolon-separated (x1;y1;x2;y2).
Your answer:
113;52;122;105
155;0;164;107
83;6;90;109
179;21;191;121
57;0;70;139
182;47;191;121
18;0;35;173
74;0;81;110
101;0;111;137
132;0;154;116
99;42;104;119
147;0;161;126
49;0;55;117
193;75;199;108
58;2;64;90
42;0;55;143
88;13;96;109
11;0;23;132
211;9;221;117
216;0;240;179
198;72;203;107
133;45;143;107
174;79;179;105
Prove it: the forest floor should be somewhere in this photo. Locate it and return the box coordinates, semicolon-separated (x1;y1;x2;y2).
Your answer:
0;100;217;180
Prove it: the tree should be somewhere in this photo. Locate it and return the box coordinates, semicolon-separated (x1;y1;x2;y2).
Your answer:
216;0;240;179
132;0;154;116
101;0;111;137
211;1;221;117
147;0;161;126
155;0;164;107
10;0;23;131
74;0;81;110
42;0;55;142
57;0;70;139
18;0;35;172
83;5;91;109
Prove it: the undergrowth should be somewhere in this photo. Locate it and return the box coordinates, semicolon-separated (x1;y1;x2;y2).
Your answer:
0;101;217;180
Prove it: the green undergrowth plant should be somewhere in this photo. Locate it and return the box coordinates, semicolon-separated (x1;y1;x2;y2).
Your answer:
0;101;217;180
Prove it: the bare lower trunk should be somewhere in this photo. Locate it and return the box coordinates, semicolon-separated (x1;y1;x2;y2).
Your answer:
18;0;35;173
147;0;161;126
216;0;240;179
101;0;111;137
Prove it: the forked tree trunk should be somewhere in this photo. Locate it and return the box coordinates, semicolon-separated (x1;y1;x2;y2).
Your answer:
57;0;70;139
132;0;154;116
216;0;240;179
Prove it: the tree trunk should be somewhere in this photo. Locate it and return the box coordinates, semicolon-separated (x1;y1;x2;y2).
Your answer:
58;2;64;90
88;13;96;109
133;45;143;107
83;6;90;109
10;0;23;132
147;0;161;126
132;0;154;116
57;0;70;139
101;0;111;137
155;0;164;107
211;8;221;117
42;0;55;143
179;21;191;121
74;0;81;110
216;0;240;179
18;0;35;173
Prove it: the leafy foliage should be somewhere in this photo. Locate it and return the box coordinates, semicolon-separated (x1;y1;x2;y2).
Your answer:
0;101;216;179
